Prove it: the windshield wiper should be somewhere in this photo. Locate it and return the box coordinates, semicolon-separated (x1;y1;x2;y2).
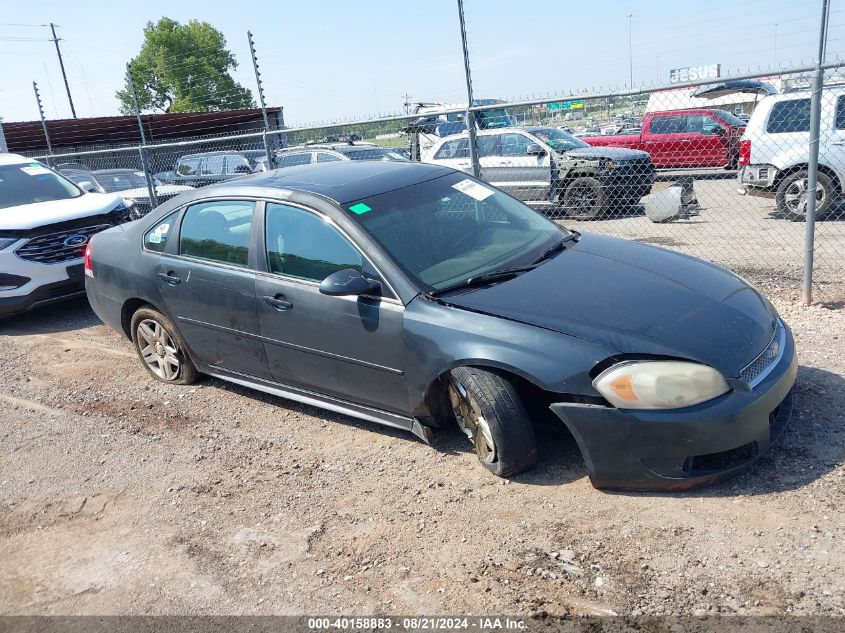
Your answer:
427;265;537;298
531;231;580;265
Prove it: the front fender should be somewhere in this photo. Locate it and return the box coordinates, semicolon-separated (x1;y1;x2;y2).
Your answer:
403;297;615;417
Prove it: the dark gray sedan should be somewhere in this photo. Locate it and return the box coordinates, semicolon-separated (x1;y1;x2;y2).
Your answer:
84;161;796;490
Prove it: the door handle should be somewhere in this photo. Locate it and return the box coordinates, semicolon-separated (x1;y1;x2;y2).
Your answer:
500;160;513;165
832;140;845;146
263;294;293;311
157;271;181;285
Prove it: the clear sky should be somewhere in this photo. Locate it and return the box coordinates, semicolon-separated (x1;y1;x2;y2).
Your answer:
0;0;842;126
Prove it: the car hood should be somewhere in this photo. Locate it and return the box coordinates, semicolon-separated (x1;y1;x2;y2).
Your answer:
564;146;651;161
0;192;123;231
441;234;776;377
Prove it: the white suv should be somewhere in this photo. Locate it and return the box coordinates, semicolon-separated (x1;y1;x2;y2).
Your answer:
0;154;133;317
738;86;845;219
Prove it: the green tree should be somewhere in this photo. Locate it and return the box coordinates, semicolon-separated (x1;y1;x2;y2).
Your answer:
117;18;255;114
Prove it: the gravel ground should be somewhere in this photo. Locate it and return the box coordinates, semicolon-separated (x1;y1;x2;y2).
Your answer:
1;274;843;617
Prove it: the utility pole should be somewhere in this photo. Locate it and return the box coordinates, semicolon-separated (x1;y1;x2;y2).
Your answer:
248;30;274;169
126;64;158;210
801;0;831;305
49;23;76;119
402;93;412;115
32;81;53;161
627;14;634;88
457;0;480;179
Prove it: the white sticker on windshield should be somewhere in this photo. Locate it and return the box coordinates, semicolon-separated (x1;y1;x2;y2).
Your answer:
452;178;494;201
21;165;51;176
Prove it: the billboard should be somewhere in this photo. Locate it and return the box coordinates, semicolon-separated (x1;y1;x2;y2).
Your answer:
548;100;585;111
669;64;721;84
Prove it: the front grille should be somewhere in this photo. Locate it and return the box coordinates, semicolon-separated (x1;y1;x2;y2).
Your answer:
740;319;786;388
15;223;112;264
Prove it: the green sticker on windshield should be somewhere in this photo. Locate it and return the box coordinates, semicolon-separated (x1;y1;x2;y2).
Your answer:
348;203;372;215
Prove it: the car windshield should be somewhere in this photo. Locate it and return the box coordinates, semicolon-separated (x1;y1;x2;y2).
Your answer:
0;162;83;210
348;172;565;291
338;148;407;161
530;128;589;151
95;171;148;192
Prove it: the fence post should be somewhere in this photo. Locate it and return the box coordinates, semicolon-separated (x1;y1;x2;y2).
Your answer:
32;82;54;166
802;0;831;305
456;0;480;179
248;30;275;170
126;63;159;210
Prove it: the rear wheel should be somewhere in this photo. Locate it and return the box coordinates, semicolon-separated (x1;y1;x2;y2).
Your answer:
448;367;538;477
130;307;198;385
776;170;835;221
562;176;606;219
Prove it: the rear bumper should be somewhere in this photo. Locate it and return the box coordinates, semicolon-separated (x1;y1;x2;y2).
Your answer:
551;326;797;491
738;164;777;189
84;277;126;337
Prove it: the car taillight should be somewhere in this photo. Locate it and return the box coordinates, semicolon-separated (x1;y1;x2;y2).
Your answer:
739;139;751;166
83;242;93;278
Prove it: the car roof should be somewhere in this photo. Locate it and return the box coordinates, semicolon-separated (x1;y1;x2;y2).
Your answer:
93;168;141;174
201;160;452;205
0;153;34;166
769;85;845;100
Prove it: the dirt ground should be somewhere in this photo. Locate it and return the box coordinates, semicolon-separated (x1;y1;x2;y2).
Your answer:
1;272;844;618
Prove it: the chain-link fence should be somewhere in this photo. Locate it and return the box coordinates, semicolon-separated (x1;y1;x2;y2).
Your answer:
24;61;845;305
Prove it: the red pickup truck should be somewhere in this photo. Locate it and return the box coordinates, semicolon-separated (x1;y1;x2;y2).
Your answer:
581;109;746;168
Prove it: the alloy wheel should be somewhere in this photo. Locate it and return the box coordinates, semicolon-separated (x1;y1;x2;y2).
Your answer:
136;318;181;381
448;377;497;465
783;177;825;217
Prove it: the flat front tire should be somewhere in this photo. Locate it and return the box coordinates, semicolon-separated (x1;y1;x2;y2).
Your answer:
448;367;538;477
130;307;198;385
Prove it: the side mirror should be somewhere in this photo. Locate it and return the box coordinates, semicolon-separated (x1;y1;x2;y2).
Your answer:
319;268;381;297
526;143;546;156
233;164;252;174
79;181;99;193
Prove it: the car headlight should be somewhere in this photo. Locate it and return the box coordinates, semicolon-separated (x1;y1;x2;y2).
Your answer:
0;237;19;251
593;361;730;410
112;198;137;222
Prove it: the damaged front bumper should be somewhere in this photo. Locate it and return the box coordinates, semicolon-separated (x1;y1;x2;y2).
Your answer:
550;328;797;491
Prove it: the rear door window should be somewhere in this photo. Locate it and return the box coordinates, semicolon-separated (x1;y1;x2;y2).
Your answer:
766;99;811;133
201;155;225;175
649;115;686;134
179;200;256;268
